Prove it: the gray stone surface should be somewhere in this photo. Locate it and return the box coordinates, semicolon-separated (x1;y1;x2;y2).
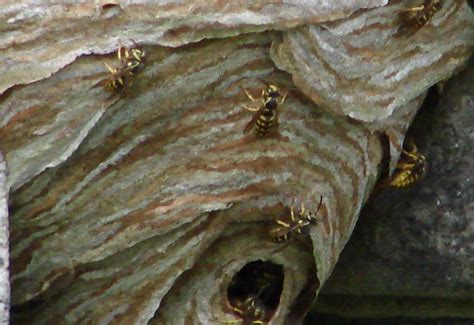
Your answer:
0;151;9;324
0;1;391;193
315;59;474;317
271;0;473;123
4;34;381;324
0;2;472;324
0;0;388;95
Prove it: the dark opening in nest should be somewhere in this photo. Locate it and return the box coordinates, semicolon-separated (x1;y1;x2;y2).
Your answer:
227;260;284;322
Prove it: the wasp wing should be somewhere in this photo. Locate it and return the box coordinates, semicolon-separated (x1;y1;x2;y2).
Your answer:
273;107;280;132
243;106;264;134
270;226;291;242
271;218;305;240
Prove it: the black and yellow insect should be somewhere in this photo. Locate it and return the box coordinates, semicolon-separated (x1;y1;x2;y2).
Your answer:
389;141;427;188
222;296;267;325
398;0;443;34
243;82;287;137
102;39;145;92
102;62;132;91
270;195;323;243
118;39;146;72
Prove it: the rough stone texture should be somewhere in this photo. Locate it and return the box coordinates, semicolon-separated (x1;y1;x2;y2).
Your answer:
271;0;473;123
0;0;388;193
368;93;426;175
314;58;474;318
5;34;381;324
270;0;473;175
0;2;472;324
305;313;474;325
0;152;9;324
0;0;387;95
152;226;316;324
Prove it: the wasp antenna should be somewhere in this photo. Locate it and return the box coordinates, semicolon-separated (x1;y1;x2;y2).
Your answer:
402;138;419;156
396;5;425;13
316;195;323;212
404;136;416;148
234;77;270;90
255;77;270;87
129;38;141;48
235;76;255;84
117;39;125;50
103;62;115;73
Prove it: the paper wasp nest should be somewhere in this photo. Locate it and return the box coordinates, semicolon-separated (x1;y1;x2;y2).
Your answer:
0;1;472;324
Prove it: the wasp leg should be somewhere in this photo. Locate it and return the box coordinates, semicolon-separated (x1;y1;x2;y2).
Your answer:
127;60;140;71
118;40;129;62
397;162;416;170
117;45;123;61
120;40;131;61
242;104;260;112
131;49;143;62
111;78;124;91
104;62;116;74
279;91;288;106
300;202;305;216
275;233;288;242
398;5;425;13
218;320;240;324
402;149;418;161
290;206;296;222
275;220;290;228
244;88;258;102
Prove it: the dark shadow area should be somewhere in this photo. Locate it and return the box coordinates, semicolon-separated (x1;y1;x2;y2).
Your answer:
227;260;284;322
304;313;474;325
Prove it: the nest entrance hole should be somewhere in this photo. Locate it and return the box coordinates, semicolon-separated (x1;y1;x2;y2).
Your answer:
227;260;284;321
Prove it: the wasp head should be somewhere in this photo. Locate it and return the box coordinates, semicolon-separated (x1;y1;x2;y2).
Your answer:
265;85;281;99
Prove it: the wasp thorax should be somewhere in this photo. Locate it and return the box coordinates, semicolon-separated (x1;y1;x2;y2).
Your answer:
265;85;280;99
269;196;324;243
243;81;287;137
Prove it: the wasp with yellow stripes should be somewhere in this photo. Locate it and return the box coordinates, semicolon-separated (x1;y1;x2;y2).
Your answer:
221;296;267;325
270;195;323;243
102;39;145;92
118;39;146;72
102;62;131;91
398;0;443;34
388;141;427;188
242;81;287;137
